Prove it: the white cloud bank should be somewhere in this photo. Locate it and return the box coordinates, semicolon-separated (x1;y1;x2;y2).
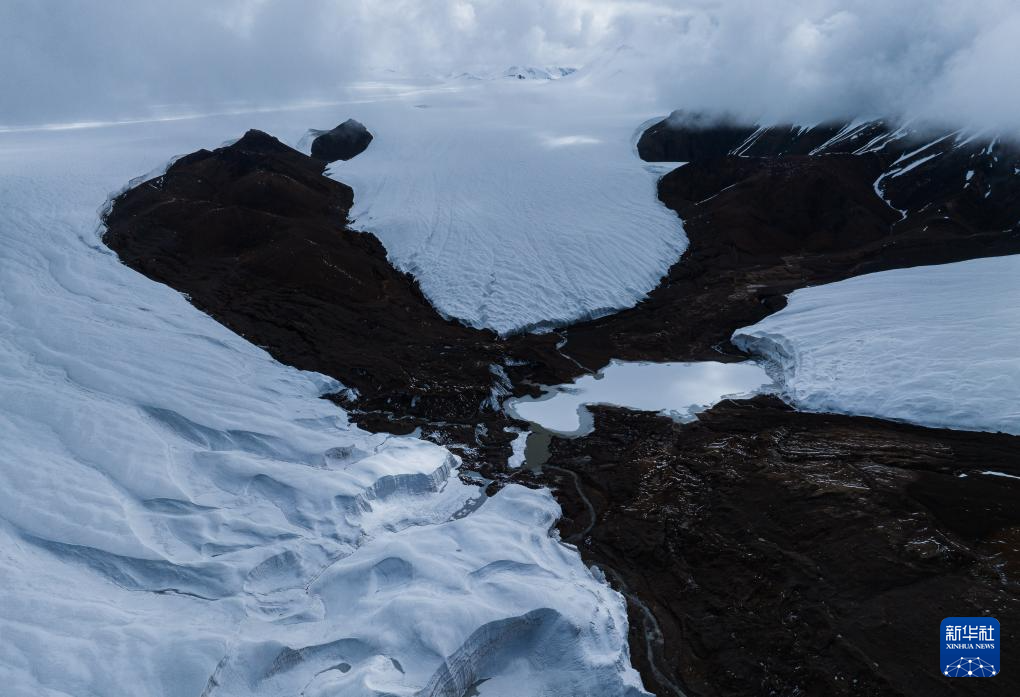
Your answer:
2;0;1019;131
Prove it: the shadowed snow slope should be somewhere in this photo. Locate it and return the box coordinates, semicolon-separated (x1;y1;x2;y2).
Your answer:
0;113;646;695
327;70;687;334
733;255;1020;435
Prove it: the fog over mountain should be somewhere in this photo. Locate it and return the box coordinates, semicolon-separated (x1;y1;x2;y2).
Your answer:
3;0;1019;131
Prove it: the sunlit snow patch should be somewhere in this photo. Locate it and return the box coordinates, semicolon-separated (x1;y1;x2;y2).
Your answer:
506;360;772;435
981;470;1020;481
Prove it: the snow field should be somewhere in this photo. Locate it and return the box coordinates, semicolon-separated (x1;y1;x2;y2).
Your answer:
733;255;1020;435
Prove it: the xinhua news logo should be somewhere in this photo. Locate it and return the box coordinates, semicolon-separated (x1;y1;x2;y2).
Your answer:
941;617;999;677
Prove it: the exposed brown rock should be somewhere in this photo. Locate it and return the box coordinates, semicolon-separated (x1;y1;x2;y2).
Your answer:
637;111;758;162
310;118;374;162
547;397;1020;697
102;121;1020;426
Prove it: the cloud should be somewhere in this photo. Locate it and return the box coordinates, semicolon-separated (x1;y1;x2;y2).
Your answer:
2;0;1019;132
613;0;1020;130
0;0;368;126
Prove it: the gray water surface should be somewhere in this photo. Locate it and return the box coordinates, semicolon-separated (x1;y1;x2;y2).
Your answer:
506;359;772;437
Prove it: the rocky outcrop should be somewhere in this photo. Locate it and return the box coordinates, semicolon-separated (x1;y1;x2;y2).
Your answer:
553;117;1020;696
310;118;373;162
637;111;761;162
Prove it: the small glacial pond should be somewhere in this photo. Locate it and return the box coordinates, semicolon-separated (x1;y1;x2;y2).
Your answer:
506;359;773;437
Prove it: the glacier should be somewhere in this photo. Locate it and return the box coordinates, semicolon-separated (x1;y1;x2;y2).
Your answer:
326;60;688;334
0;106;648;695
732;255;1020;435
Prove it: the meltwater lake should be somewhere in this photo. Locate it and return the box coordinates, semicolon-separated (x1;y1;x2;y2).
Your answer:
506;359;773;436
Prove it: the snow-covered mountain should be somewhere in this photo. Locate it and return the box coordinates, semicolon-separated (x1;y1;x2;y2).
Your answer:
636;112;1020;436
448;66;577;81
502;65;576;80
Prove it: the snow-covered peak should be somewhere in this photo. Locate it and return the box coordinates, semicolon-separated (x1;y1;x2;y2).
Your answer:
502;65;576;80
445;65;577;81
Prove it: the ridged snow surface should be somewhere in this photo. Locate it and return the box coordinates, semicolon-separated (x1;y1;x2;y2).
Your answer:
327;67;687;334
0;113;647;695
733;256;1020;435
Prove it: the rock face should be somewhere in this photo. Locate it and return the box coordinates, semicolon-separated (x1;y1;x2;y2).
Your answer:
636;111;763;162
310;118;373;162
548;397;1020;697
502;66;576;80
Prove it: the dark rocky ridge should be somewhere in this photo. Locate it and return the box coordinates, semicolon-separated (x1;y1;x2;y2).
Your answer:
102;121;1020;697
310;118;373;162
548;397;1020;697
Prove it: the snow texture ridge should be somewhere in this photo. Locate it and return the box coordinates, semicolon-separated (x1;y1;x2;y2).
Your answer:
0;108;647;696
733;255;1020;435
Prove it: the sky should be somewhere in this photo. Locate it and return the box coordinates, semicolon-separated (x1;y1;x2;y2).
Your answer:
2;0;1019;131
